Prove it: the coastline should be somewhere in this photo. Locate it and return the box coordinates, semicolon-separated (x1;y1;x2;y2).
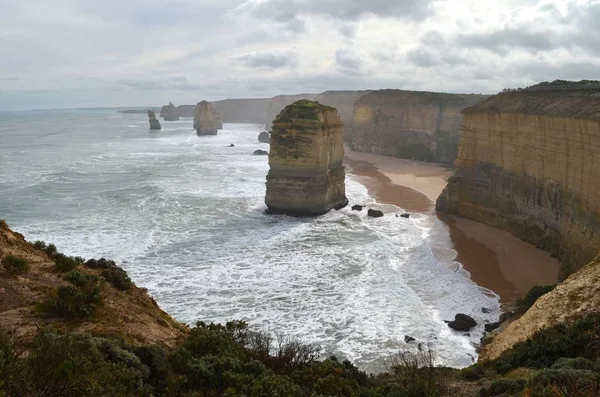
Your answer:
343;145;561;303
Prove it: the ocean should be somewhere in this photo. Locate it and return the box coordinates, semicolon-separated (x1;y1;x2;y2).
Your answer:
0;110;500;370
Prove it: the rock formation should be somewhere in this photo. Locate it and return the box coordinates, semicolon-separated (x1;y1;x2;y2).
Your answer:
193;101;218;136
148;111;161;130
265;100;348;215
314;90;370;141
265;94;317;130
160;102;180;121
258;131;270;143
437;89;600;277
253;149;268;155
213;109;224;129
351;90;488;164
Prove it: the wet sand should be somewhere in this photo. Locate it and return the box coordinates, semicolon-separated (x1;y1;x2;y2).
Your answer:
344;145;561;303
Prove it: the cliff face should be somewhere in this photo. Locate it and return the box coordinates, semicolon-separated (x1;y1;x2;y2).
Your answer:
193;101;218;136
148;111;161;130
480;254;600;361
0;221;186;347
351;90;488;164
265;94;317;129
314;90;370;141
265;100;348;215
160;102;180;121
213;98;270;123
437;91;600;277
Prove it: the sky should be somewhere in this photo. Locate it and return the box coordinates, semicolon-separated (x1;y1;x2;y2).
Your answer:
0;0;598;110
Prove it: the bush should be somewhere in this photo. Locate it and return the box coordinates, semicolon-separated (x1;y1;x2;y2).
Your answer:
43;272;102;319
460;364;485;380
44;244;57;256
518;285;556;309
529;368;600;396
101;268;133;291
485;379;527;396
54;253;84;272
32;240;46;250
1;255;30;275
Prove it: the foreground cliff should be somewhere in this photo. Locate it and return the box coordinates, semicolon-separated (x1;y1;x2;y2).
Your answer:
265;100;348;215
437;90;600;277
351;90;487;164
314;90;369;141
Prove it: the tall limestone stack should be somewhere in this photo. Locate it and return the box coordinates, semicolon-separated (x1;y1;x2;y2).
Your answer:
160;102;180;121
437;86;600;277
148;111;161;130
193;101;218;135
213;108;224;129
265;100;348;215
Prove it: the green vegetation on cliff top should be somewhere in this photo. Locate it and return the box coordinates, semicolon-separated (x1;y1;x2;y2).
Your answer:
274;99;336;124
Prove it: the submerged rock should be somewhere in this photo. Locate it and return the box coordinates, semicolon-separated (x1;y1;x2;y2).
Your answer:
258;131;270;143
229;143;235;147
253;149;268;155
404;335;416;343
447;313;477;332
367;209;383;218
160;102;180;121
351;205;364;211
400;213;410;218
265;100;348;215
193;101;218;135
148;111;161;130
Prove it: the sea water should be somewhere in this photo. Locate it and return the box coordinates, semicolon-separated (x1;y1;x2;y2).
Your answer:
0;110;500;370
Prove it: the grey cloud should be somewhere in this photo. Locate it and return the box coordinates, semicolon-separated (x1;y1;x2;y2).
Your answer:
235;50;299;69
235;0;435;22
407;49;438;67
456;28;555;55
334;48;371;77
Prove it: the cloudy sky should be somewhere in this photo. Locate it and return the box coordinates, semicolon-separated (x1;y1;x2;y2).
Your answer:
0;0;598;109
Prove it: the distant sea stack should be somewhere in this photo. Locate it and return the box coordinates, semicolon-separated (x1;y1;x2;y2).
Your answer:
351;90;488;164
148;111;161;130
265;100;348;215
193;101;218;135
160;102;180;121
436;82;600;277
213;109;224;130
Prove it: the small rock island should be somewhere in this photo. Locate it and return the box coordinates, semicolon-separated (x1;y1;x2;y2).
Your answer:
265;100;348;215
160;102;180;121
148;111;161;130
193;101;218;135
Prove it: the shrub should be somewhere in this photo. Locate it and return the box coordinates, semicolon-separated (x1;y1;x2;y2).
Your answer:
44;244;57;256
460;363;485;380
101;268;133;291
32;240;47;250
529;368;600;396
43;273;102;318
485;379;527;396
518;285;556;309
1;255;30;275
54;253;84;272
383;347;448;397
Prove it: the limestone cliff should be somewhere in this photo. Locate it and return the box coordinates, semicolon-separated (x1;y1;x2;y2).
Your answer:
193;101;218;136
480;254;600;361
148;111;161;130
265;94;317;129
437;90;600;277
160;102;180;121
314;90;370;141
265;100;348;215
351;90;488;164
0;220;186;347
177;99;270;123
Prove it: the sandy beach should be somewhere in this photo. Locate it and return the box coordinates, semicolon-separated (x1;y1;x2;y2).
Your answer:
343;145;561;303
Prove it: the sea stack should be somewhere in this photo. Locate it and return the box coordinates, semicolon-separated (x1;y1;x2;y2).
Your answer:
148;111;161;130
193;101;218;135
160;102;180;121
265;100;348;215
213;109;224;130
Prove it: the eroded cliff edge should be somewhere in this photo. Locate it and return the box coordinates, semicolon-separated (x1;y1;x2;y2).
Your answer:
265;100;348;215
437;90;600;277
351;90;488;164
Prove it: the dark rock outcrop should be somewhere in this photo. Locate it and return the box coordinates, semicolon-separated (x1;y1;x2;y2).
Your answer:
253;149;268;155
404;335;416;343
351;205;364;211
160;102;180;121
193;101;218;136
148;111;161;130
447;313;477;332
265;100;348;215
400;213;410;218
367;209;384;218
258;131;270;143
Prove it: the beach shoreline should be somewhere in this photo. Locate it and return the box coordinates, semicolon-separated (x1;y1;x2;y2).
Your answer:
343;145;561;304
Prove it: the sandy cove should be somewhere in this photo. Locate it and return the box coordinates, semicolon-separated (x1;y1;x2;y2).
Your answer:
343;145;561;304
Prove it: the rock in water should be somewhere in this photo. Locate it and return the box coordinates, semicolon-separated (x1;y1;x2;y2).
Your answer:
447;313;477;332
351;205;364;211
160;102;180;121
400;213;410;218
258;131;270;143
404;335;416;343
148;111;161;130
265;100;348;215
214;109;224;129
193;101;218;135
253;149;268;155
367;209;383;218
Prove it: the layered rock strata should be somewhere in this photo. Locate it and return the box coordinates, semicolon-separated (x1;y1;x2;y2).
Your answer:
437;90;600;277
160;102;180;121
193;101;218;135
148;111;161;130
314;90;370;141
265;100;348;215
351;90;488;164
